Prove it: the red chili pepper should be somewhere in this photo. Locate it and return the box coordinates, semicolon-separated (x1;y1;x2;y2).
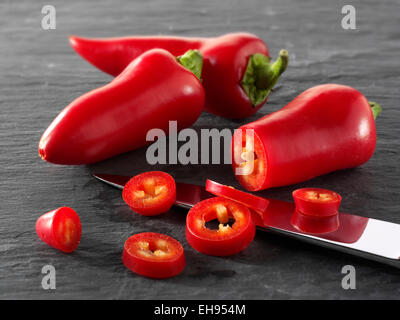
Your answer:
186;197;255;256
232;84;382;191
35;207;82;253
39;49;204;165
69;32;288;119
291;188;341;234
205;179;269;217
122;232;185;279
122;171;176;216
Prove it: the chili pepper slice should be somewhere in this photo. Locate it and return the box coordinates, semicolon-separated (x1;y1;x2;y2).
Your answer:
35;207;81;253
186;197;255;256
122;232;185;279
291;188;341;234
205;179;269;216
293;188;342;217
122;171;176;216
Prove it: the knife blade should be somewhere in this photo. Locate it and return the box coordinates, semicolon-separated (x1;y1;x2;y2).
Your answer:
93;173;400;268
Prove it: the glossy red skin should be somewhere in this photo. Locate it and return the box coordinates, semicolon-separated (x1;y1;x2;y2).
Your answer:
122;232;185;279
35;207;81;253
293;188;342;217
39;49;204;164
233;84;377;190
70;33;270;119
122;171;176;216
291;209;340;234
205;179;269;216
186;197;255;256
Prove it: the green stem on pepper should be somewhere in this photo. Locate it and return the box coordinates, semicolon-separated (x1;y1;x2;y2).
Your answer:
242;49;289;106
369;101;382;120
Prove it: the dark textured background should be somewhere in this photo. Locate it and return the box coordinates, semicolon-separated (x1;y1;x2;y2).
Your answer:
1;0;399;299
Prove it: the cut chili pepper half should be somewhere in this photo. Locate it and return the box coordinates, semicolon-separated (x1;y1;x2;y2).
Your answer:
186;197;255;256
122;171;176;216
122;232;185;279
205;179;269;216
293;188;342;217
291;188;341;234
35;207;81;253
232;84;380;191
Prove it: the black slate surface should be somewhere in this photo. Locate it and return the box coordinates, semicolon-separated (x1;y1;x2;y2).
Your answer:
1;0;400;299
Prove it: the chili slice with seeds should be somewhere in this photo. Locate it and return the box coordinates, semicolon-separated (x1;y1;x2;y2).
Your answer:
291;188;341;234
292;188;342;217
186;197;255;256
122;171;176;216
122;232;185;279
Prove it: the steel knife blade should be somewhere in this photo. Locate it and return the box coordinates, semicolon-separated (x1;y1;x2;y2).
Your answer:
93;173;400;268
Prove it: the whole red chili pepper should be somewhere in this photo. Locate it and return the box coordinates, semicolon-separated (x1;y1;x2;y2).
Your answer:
69;32;288;119
232;84;382;191
185;197;256;256
39;49;204;165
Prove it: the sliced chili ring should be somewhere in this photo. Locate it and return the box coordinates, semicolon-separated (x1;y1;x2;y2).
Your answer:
205;179;269;216
186;197;255;256
122;171;176;216
291;188;341;234
292;188;342;217
35;207;82;253
122;232;185;279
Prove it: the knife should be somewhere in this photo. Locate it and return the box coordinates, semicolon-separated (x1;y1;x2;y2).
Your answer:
94;173;400;268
